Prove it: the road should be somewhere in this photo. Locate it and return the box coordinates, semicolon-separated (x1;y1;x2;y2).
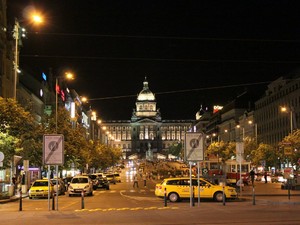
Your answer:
1;167;300;224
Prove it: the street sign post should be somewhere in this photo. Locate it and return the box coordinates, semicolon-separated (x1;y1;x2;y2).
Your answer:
184;132;205;161
43;134;64;165
184;132;205;207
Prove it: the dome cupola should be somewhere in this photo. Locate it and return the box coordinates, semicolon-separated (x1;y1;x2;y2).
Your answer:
137;77;155;101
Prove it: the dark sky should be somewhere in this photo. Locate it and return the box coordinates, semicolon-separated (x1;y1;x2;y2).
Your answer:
7;1;300;120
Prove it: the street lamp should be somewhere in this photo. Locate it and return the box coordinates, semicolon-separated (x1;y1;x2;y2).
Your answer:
248;120;258;145
236;124;245;141
13;13;44;100
280;106;294;134
55;72;74;133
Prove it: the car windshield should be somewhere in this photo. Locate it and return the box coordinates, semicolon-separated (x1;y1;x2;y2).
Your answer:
89;175;97;180
71;177;88;183
33;181;48;186
106;174;114;178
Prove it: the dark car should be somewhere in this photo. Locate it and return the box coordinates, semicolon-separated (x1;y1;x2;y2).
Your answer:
94;177;110;190
63;176;73;191
88;174;99;190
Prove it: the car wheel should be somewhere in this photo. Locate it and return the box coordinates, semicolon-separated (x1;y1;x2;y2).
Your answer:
29;197;32;199
168;192;180;202
106;186;110;190
213;191;224;202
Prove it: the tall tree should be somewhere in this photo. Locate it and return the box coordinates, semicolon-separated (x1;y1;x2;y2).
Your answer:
0;97;38;168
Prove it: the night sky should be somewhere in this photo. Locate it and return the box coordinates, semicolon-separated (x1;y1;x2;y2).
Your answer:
7;1;300;120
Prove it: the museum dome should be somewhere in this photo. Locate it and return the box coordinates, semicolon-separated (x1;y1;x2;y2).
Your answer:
137;77;155;101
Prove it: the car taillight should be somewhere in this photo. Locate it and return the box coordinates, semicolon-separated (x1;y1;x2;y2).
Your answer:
156;185;162;190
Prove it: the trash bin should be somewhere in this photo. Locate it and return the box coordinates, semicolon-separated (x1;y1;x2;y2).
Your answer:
22;185;27;194
8;185;14;196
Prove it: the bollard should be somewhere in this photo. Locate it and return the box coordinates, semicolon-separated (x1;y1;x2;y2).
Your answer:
81;190;85;209
222;186;226;206
288;179;291;200
52;191;55;210
19;189;22;211
192;186;195;207
252;185;256;205
164;188;167;207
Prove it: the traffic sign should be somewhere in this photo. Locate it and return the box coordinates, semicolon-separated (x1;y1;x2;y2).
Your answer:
43;134;64;165
184;132;204;161
284;146;293;155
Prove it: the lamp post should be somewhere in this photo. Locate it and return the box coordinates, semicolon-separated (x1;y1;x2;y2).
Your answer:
236;125;245;141
248;120;258;145
55;72;74;133
281;106;293;134
13;14;43;100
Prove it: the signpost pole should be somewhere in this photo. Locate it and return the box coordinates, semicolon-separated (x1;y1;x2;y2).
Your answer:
48;165;50;211
185;132;204;208
43;134;64;212
56;165;58;211
189;162;193;207
197;161;200;207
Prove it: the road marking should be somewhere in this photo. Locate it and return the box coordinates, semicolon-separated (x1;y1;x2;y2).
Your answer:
75;206;178;213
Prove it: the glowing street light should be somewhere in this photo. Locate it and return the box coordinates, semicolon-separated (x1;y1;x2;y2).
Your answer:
55;72;74;133
31;14;44;24
280;106;294;134
248;120;258;145
13;12;44;100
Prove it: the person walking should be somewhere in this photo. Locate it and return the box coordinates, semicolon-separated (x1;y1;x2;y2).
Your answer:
264;170;268;183
142;174;147;187
133;174;139;188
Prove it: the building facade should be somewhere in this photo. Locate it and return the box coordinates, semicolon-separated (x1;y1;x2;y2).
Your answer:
255;76;300;146
100;78;195;160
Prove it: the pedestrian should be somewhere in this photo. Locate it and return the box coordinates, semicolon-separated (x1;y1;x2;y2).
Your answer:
236;178;244;191
264;171;268;183
142;174;147;187
250;169;255;186
133;174;139;188
12;174;16;185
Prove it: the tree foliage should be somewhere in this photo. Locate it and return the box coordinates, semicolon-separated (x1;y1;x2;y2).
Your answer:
251;143;278;168
168;141;183;158
0;98;40;168
0;97;35;137
279;129;300;170
206;141;236;163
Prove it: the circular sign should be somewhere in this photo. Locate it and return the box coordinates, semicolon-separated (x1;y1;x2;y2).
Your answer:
202;168;208;175
0;151;4;161
189;139;199;148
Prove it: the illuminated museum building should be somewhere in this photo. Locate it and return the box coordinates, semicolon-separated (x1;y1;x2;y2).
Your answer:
100;78;194;159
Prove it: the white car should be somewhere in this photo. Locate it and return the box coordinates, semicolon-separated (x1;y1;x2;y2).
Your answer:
67;175;93;197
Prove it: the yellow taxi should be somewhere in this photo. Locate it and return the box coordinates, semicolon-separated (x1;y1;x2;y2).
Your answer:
29;179;54;199
155;177;237;202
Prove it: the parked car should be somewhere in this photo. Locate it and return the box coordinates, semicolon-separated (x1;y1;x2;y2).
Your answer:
105;173;117;184
94;177;110;190
113;173;121;183
51;178;66;195
155;177;237;202
88;174;99;190
67;175;93;197
29;179;54;199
